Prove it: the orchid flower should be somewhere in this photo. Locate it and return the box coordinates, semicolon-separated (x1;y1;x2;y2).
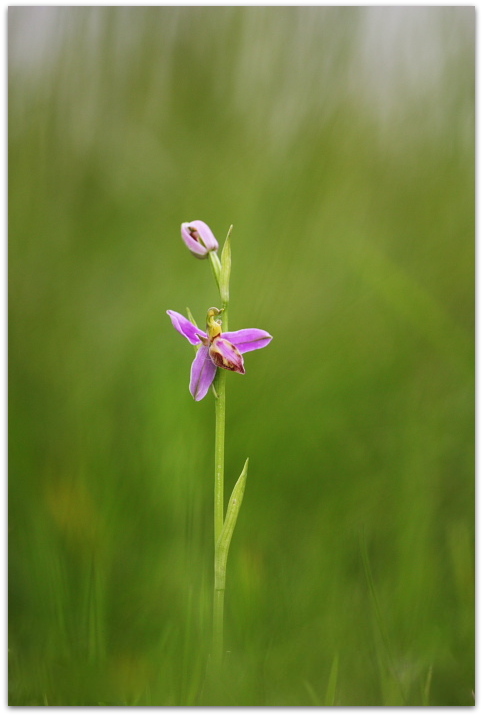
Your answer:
181;220;219;258
167;308;272;401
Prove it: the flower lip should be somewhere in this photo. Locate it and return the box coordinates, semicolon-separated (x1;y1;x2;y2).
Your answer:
181;220;219;258
209;336;245;374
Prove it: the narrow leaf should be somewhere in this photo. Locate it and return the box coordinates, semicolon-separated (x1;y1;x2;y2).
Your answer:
208;251;222;292
303;681;322;706
214;457;248;590
422;665;433;706
186;307;198;327
186;307;201;355
324;653;339;706
220;225;232;303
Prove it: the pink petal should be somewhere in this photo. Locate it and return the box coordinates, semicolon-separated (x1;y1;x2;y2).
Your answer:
222;328;272;354
190;345;217;401
167;310;207;346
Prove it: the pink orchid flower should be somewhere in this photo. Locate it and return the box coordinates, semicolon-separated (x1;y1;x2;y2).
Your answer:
167;308;272;400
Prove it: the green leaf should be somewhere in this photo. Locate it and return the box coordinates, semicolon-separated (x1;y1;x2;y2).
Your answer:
208;251;222;293
220;225;232;303
214;457;248;591
324;653;339;706
186;306;198;327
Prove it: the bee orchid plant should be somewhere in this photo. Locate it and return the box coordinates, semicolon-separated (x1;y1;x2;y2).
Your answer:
167;222;272;669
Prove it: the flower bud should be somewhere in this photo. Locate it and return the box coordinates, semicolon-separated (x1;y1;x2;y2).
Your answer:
209;336;245;374
181;220;219;258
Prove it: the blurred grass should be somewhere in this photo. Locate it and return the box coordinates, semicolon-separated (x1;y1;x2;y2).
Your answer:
8;6;474;706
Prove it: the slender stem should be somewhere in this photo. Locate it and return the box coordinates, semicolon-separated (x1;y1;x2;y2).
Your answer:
212;584;224;670
213;302;228;669
214;369;226;543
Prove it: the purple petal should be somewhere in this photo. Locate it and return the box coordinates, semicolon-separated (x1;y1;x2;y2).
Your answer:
181;220;219;257
209;337;245;374
167;310;207;345
222;328;272;354
190;345;217;401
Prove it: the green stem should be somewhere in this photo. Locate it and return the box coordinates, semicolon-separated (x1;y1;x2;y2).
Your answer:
212;585;224;670
213;302;228;669
214;368;226;544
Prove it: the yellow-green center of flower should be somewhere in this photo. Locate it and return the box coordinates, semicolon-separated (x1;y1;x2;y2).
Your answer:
206;307;223;340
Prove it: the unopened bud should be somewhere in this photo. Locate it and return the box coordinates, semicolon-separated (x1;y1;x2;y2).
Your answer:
181;220;219;258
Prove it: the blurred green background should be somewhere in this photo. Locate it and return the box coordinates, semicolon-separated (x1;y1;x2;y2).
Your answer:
8;6;474;706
